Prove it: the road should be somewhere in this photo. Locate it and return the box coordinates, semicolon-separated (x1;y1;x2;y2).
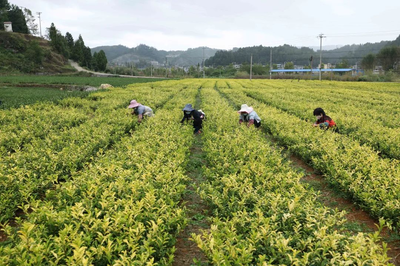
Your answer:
68;60;161;79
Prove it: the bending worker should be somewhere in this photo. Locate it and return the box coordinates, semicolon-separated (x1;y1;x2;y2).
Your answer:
128;100;154;123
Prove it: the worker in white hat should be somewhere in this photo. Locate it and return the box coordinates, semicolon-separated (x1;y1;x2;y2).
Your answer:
238;104;261;128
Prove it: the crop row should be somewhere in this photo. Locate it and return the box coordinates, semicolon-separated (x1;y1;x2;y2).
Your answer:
239;80;400;129
217;80;400;229
190;83;391;265
0;81;185;223
0;81;203;264
233;80;400;160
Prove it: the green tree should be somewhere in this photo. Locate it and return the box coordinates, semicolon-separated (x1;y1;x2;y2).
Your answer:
188;65;196;76
361;53;375;71
376;46;399;71
91;51;98;71
72;35;85;65
284;62;294;69
92;50;107;72
8;5;28;33
336;59;349;68
22;8;37;35
0;0;10;30
83;46;92;68
239;62;250;73
65;32;74;51
47;23;69;58
96;50;107;71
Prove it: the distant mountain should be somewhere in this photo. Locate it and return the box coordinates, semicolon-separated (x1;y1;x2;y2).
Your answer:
323;41;389;64
91;45;131;61
91;44;220;67
386;34;400;47
205;36;399;67
92;34;400;68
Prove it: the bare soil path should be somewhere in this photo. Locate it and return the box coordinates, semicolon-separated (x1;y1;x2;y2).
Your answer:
173;137;210;266
289;153;400;265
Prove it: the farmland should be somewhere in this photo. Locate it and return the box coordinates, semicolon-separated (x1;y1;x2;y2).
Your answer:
0;79;399;265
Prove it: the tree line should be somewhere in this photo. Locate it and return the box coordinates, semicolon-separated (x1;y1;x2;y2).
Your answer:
47;23;107;72
205;40;400;74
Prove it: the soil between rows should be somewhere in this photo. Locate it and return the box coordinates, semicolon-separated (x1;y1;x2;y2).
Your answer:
290;154;400;265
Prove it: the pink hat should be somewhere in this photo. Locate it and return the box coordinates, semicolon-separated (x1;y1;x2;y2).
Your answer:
128;100;140;108
237;104;253;114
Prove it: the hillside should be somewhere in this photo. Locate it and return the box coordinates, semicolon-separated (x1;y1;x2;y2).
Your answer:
0;31;74;74
92;35;399;68
204;37;397;67
91;44;220;67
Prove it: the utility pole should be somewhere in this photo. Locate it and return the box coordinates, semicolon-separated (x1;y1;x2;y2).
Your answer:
165;57;168;78
202;47;205;78
318;33;326;81
269;48;272;80
150;64;153;77
37;12;42;37
250;54;253;80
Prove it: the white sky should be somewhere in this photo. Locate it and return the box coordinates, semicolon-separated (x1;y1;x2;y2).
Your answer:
10;0;400;50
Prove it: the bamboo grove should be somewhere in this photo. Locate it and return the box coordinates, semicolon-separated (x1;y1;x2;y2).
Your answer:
0;79;399;265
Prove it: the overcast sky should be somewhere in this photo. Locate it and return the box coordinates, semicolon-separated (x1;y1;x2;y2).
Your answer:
10;0;400;51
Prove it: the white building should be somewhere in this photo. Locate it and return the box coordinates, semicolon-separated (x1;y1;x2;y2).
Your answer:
4;22;12;32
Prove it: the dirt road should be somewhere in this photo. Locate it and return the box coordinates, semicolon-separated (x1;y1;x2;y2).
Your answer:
68;60;160;79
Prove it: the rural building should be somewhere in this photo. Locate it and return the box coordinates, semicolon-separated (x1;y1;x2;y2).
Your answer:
4;22;12;32
271;68;357;75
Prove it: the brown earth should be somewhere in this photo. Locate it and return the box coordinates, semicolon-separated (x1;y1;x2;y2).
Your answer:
173;140;210;266
290;154;400;265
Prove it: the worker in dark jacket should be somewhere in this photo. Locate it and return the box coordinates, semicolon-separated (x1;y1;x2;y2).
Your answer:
313;107;338;131
181;104;204;134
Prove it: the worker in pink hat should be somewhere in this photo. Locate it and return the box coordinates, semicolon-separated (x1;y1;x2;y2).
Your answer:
128;100;154;123
238;104;261;128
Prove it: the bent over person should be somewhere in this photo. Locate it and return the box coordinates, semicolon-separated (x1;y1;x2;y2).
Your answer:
238;104;261;128
313;107;338;131
181;103;204;134
128;100;154;123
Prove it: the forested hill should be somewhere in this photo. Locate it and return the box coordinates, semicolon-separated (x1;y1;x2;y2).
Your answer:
204;38;398;67
91;44;220;67
0;31;72;74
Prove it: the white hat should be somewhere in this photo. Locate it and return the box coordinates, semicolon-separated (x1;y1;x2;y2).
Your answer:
237;104;253;114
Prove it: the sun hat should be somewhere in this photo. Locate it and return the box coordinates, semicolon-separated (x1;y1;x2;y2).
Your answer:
182;104;194;112
237;104;253;114
128;100;140;108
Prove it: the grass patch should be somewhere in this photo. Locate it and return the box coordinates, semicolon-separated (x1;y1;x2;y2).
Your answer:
0;86;90;109
0;75;166;88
